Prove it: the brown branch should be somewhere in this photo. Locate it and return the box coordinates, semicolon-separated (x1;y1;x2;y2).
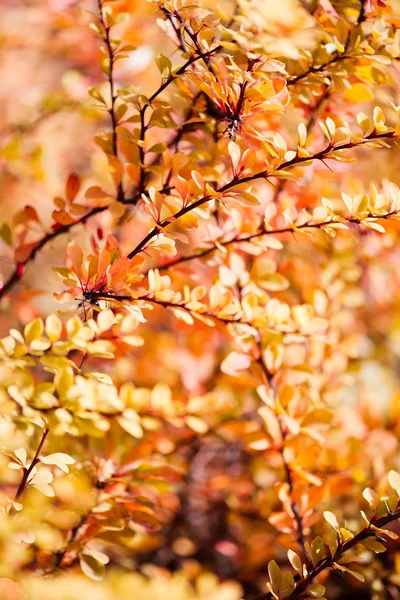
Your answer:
257;347;311;569
98;0;124;202
82;291;327;336
13;426;49;504
287;53;353;86
93;292;244;325
128;127;397;262
0;98;200;301
264;506;400;600
0;204;118;301
136;46;219;195
170;9;216;74
287;2;366;86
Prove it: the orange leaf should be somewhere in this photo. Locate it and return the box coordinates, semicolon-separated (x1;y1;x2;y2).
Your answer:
66;173;81;203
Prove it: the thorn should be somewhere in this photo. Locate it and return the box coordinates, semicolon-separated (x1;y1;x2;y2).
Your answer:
320;158;333;172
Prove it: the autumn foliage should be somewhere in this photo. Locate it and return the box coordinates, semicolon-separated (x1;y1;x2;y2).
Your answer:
2;0;400;598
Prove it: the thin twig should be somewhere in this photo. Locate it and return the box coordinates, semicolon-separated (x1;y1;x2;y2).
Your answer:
14;426;49;503
257;347;311;568
98;0;124;202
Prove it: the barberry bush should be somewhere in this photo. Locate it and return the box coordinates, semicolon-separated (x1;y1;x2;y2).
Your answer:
2;0;400;598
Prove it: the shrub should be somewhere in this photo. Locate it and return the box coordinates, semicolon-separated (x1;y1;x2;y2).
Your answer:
1;0;400;598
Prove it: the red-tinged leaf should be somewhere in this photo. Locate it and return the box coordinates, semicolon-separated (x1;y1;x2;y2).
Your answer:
125;163;139;184
108;257;129;285
129;255;145;271
108;155;123;187
52;209;75;226
228;141;241;176
67;241;83;273
129;511;161;532
318;0;340;18
24;206;40;222
66;173;80;203
85;186;111;200
98;249;111;279
191;170;205;191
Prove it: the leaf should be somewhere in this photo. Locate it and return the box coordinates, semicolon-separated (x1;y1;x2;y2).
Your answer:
307;584;326;597
362;487;380;509
40;453;75;473
122;335;144;347
344;84;374;103
155;53;172;78
45;314;62;342
287;549;302;574
268;560;282;593
85;186;110;199
97;309;114;333
79;553;105;581
66;173;80;202
311;536;326;566
29;469;53;485
0;222;12;245
52;209;76;226
31;483;55;497
185;415;209;434
333;563;365;582
257;273;289;292
388;470;400;495
13;448;27;467
228;141;241;175
67;241;83;273
24;318;44;344
130;511;161;531
117;415;143;438
324;511;340;531
362;538;386;553
109;202;125;219
221;352;252;376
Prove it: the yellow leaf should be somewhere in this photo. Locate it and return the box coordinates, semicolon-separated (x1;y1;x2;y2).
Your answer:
24;318;44;345
344;84;374;103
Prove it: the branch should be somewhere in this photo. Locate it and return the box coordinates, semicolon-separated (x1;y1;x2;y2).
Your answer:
13;426;49;504
287;53;353;86
0;107;198;301
136;47;219;194
159;89;335;272
129;126;397;262
93;292;244;325
270;507;400;600
287;2;366;86
169;9;216;74
0;206;106;300
159;208;398;272
98;0;124;202
257;348;311;569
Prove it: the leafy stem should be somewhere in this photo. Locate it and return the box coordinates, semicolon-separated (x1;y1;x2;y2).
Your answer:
158;210;398;271
266;506;400;600
127;129;398;259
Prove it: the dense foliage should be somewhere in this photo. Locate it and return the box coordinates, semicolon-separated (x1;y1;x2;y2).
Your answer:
2;0;400;598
